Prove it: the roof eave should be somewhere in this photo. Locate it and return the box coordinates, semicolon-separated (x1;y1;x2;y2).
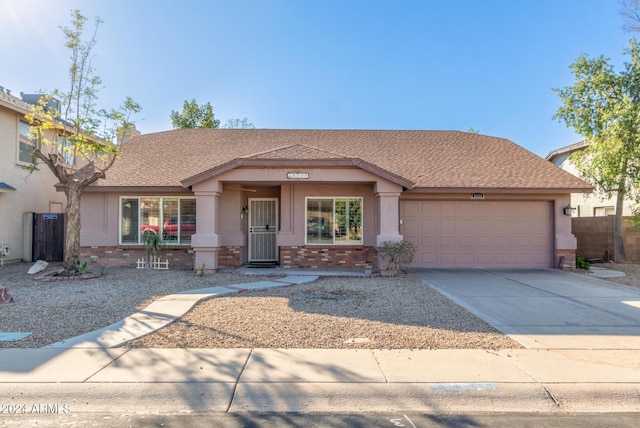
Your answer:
406;186;593;194
545;140;589;161
83;185;191;193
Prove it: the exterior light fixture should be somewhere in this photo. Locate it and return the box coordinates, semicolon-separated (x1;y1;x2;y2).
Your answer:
563;205;575;216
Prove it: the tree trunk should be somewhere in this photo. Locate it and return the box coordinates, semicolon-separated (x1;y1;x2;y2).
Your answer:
62;183;83;271
614;187;627;263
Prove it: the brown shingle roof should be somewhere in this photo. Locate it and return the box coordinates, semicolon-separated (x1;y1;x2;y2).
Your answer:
95;129;591;192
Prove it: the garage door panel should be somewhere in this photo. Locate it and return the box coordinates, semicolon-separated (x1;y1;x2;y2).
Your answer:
401;200;552;268
439;236;457;248
421;219;438;233
456;219;476;233
457;236;475;247
402;201;421;216
439;253;458;265
439;202;459;216
402;218;421;233
477;236;496;248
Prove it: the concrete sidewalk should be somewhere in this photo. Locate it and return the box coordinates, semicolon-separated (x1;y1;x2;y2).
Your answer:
1;347;639;414
1;268;639;415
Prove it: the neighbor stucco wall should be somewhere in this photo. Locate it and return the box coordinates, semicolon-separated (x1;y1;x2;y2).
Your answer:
0;105;66;263
557;157;634;217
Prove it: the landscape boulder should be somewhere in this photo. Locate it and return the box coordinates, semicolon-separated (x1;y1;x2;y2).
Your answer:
0;287;14;303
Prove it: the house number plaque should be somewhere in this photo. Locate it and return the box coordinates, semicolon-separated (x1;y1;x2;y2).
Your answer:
287;172;309;179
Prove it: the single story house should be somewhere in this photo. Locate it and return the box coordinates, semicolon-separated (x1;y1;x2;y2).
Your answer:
79;129;591;270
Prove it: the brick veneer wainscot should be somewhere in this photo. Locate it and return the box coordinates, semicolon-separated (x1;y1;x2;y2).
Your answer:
279;246;376;269
218;246;242;268
79;246;194;270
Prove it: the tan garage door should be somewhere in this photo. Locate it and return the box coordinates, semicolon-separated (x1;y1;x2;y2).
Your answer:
400;200;553;268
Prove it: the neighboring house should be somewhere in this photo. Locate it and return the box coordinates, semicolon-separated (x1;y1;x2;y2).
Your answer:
79;129;591;270
546;141;635;217
0;87;69;263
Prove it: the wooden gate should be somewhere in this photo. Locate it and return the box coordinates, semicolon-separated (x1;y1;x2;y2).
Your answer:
33;213;65;262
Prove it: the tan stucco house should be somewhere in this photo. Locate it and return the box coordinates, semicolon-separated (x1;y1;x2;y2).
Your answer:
0;88;68;263
79;129;591;270
546;141;635;217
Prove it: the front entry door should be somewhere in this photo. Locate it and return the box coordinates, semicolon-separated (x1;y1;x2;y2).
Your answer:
248;198;278;262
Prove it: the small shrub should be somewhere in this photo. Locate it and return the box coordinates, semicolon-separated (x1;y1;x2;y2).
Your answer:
576;253;590;270
198;263;206;277
377;240;416;274
142;230;165;269
73;259;88;275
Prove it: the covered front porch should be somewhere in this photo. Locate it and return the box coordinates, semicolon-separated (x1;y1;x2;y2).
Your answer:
185;159;412;271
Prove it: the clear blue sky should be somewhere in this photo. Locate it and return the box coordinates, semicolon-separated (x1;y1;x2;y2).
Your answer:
0;0;632;157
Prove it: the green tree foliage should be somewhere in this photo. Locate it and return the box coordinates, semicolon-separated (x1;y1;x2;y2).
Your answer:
170;99;220;128
554;38;640;263
25;10;141;272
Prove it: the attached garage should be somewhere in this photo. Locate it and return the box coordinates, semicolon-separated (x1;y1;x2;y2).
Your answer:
401;200;554;268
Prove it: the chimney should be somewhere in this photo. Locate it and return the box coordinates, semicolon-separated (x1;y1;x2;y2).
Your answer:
118;126;141;144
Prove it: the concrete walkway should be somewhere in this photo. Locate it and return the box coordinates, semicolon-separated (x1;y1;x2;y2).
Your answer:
1;268;640;414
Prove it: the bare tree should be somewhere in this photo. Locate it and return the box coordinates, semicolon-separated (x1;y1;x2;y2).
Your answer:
25;10;140;274
620;0;640;32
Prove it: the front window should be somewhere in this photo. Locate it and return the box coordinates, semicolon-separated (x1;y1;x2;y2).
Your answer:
120;197;196;245
306;197;362;245
18;121;35;164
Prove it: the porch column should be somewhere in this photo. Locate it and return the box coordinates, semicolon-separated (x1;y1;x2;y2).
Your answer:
191;189;221;270
376;191;403;246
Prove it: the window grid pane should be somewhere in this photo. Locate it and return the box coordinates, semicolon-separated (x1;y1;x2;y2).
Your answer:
120;197;196;245
121;199;139;244
19;122;34;164
306;197;362;245
180;199;197;244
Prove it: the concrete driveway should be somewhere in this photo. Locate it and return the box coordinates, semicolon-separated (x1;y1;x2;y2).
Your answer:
410;268;640;349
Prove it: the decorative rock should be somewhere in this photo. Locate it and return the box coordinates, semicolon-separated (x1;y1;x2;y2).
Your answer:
0;287;14;303
27;260;49;275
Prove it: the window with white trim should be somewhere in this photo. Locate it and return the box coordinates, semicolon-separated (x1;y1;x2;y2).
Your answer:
120;197;196;245
306;197;362;245
18;121;35;164
594;206;614;217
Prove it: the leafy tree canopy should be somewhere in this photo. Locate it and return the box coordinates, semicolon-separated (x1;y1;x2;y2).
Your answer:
170;99;219;128
554;38;640;262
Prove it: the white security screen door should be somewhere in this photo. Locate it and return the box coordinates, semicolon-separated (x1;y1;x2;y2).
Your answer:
248;198;278;262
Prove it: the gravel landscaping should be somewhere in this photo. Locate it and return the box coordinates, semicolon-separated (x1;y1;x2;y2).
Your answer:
0;262;276;349
127;274;520;350
12;261;639;350
0;262;521;350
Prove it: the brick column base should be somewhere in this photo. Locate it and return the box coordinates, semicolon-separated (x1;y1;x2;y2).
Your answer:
557;249;576;271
